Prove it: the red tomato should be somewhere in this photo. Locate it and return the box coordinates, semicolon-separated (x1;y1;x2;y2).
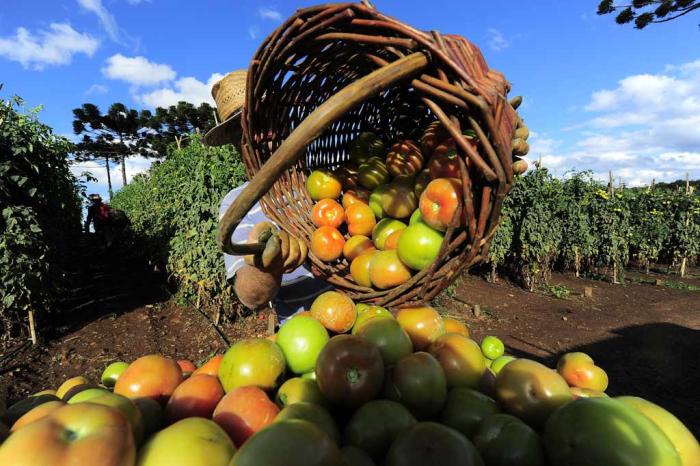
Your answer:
312;199;345;228
212;386;279;447
419;178;463;232
311;226;345;262
165;374;225;423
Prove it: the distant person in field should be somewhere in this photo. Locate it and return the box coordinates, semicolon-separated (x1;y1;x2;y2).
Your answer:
204;70;332;323
84;193;112;241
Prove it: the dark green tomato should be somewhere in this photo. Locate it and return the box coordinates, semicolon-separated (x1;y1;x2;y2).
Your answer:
315;335;384;408
384;352;447;419
275;402;340;444
472;414;545;466
230;419;346;466
341;446;376;466
439;387;500;438
356;318;413;366
385;422;484;466
343;399;417;460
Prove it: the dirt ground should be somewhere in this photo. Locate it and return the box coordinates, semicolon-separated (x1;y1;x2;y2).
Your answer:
1;254;698;434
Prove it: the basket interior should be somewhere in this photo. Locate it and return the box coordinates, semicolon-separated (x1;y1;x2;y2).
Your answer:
250;41;443;174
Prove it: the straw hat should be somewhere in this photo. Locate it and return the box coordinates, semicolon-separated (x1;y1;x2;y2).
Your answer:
203;70;247;148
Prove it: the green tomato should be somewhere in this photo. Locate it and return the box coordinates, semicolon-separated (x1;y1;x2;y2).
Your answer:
219;338;286;392
491;355;516;375
276;316;330;375
397;222;444;271
101;361;129;388
409;209;424;225
481;336;505;360
344;400;417;459
545;397;682;466
439;387;500;438
359;157;389;190
356;317;413;366
351;305;393;335
372;218;407;250
369;184;390;219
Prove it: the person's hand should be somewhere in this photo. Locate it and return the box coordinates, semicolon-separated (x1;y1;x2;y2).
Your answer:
244;222;308;274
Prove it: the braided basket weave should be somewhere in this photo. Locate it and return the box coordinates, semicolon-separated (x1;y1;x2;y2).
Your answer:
218;1;519;309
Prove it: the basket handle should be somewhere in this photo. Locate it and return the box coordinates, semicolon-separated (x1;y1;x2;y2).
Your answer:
217;51;430;255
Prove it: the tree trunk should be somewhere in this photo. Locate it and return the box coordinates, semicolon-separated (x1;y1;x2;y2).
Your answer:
574;249;580;278
680;257;687;278
105;154;113;200
121;154;127;187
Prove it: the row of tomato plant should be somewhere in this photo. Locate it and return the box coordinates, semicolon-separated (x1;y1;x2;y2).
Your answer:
1;97;83;343
110;136;247;319
488;167;700;289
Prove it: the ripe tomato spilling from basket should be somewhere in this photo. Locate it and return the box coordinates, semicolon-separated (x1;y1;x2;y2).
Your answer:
218;1;531;308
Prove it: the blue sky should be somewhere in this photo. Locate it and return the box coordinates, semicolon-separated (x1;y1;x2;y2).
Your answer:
1;0;699;199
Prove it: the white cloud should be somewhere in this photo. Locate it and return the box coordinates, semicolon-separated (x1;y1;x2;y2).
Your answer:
258;7;282;21
486;28;510;51
0;23;99;70
71;155;154;197
126;0;150;4
85;83;108;95
248;25;260;39
138;73;224;108
530;58;700;186
102;54;176;86
77;0;122;43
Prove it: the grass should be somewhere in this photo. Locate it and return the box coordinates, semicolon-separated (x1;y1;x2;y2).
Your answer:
543;284;573;299
661;280;700;291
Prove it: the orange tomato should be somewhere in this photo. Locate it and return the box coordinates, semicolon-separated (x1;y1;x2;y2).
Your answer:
342;188;370;209
310;226;345;262
343;235;376;261
444;317;470;337
114;355;183;404
11;401;65;432
350;250;377;287
177;360;197;375
345;203;376;237
310;291;357;333
193;354;223;377
383;229;403;250
419;178;463;232
294;310;314;318
369;250;412;290
396;306;445;350
312;199;345;228
165;374;225;423
306;169;342;201
212;386;279;447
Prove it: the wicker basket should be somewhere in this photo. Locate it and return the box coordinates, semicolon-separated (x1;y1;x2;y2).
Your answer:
218;1;519;309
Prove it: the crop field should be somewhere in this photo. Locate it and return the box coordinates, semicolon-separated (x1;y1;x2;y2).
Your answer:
2;1;699;465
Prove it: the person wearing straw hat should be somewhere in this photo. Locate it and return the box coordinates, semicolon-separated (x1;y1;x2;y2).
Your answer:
205;70;333;323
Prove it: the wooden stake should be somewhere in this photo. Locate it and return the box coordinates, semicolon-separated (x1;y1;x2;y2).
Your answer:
608;171;615;196
28;309;37;345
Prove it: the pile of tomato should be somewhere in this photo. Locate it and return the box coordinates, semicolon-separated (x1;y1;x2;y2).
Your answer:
306;125;474;290
2;292;698;466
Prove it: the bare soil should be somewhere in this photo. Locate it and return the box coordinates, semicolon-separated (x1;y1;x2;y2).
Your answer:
1;245;698;434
